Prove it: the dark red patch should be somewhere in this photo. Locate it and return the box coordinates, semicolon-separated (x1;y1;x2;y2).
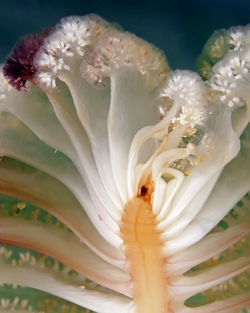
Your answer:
140;186;148;197
3;28;52;90
0;241;12;246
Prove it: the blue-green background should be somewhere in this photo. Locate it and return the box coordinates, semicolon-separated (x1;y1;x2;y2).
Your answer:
0;0;249;69
0;1;249;311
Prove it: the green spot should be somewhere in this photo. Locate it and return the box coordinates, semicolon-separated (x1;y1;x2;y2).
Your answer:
15;208;21;215
229;209;238;219
185;293;212;307
68;270;78;277
237;200;244;208
218;220;228;230
45;257;55;269
58;261;65;272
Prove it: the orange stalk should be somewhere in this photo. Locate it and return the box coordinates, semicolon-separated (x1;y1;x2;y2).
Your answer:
121;184;169;313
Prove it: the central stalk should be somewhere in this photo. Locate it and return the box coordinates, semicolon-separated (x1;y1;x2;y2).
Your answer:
121;191;169;313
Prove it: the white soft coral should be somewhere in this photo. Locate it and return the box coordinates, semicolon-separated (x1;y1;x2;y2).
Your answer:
0;15;249;313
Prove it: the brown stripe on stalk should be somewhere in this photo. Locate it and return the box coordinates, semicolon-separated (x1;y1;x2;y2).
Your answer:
3;28;52;90
120;180;170;313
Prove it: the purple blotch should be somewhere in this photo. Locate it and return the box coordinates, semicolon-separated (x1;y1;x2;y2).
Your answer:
3;28;52;91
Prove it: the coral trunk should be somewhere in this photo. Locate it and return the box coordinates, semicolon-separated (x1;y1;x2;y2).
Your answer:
121;197;169;313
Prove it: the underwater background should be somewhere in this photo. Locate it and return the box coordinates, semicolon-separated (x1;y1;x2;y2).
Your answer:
0;0;250;69
0;0;249;312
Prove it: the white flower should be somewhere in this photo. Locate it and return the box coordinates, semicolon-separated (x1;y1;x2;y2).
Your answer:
0;15;249;313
